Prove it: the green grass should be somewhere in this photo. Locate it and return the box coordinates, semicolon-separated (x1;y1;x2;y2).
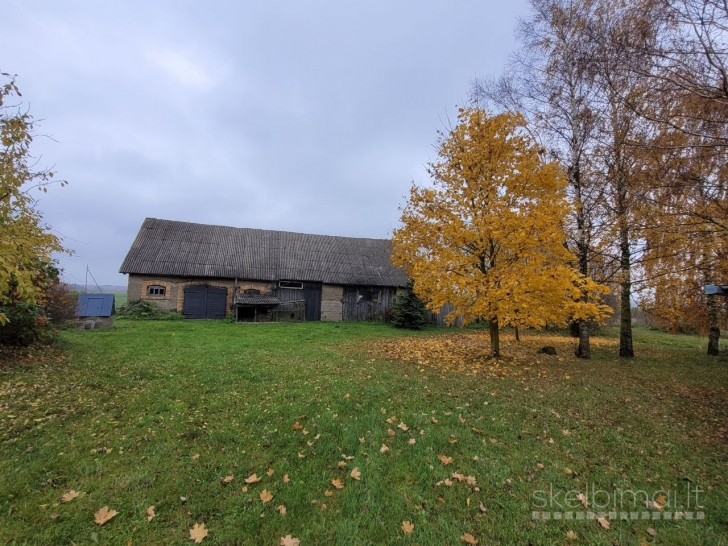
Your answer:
113;292;127;307
0;322;727;545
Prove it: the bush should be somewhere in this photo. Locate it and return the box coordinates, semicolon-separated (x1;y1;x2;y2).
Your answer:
0;262;73;346
117;300;184;321
390;281;429;330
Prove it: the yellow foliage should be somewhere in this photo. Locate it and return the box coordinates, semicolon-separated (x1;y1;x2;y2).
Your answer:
392;108;610;351
0;73;67;325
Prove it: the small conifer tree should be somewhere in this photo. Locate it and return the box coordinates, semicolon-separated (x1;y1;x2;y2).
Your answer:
390;280;429;329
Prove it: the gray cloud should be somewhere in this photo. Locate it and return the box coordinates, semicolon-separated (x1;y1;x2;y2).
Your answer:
3;0;529;285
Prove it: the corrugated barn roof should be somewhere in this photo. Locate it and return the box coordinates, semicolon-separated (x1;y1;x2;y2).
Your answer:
119;218;408;287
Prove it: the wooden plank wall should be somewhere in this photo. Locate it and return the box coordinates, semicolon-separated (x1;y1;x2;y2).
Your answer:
342;287;397;321
428;302;464;327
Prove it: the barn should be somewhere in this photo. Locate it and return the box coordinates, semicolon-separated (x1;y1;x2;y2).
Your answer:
119;218;408;321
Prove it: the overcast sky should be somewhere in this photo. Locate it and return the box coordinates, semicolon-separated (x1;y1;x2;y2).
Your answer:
3;0;530;287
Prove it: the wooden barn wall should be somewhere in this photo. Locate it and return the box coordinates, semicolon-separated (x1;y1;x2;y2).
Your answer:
342;286;397;322
428;302;464;327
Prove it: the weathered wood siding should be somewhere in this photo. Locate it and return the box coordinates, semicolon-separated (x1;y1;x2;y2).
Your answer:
429;302;464;327
342;286;397;322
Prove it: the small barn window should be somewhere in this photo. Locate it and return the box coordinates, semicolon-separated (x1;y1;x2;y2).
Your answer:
280;281;303;289
147;285;166;296
244;288;261;295
357;290;379;302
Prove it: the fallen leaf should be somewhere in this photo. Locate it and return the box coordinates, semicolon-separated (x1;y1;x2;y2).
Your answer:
61;490;79;503
94;506;118;526
325;490;334;497
260;489;273;503
280;535;300;546
386;415;397;423
398;422;409;431
242;486;248;493
647;527;657;537
292;422;303;430
478;502;487;513
431;417;439;424
402;520;414;534
595;515;610;529
145;505;155;522
564;467;573;476
276;504;287;517
562;429;571;436
566;530;577;540
221;475;234;484
459;415;466;424
359;437;365;444
189;522;208;543
380;444;390;453
266;468;275;477
461;533;478;544
438;455;454;465
283;474;290;483
192;453;200;460
577;493;589;507
489;438;497;444
338;461;347;468
297;452;305;459
387;428;396;437
332;479;344;489
350;467;361;480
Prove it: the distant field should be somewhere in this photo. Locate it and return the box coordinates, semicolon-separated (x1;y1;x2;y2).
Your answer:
113;291;127;307
0;323;726;545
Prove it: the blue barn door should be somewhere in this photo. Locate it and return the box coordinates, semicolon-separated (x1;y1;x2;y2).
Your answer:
183;285;227;319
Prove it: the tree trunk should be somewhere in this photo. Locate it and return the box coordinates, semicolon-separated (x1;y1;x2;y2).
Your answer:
575;320;591;359
569;320;580;337
707;293;720;356
619;222;634;358
489;318;500;357
514;326;520;342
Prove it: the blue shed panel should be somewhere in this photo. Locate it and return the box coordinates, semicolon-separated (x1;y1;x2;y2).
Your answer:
77;294;116;317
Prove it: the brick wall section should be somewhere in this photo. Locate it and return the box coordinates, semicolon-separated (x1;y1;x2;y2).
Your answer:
321;284;343;321
127;274;274;316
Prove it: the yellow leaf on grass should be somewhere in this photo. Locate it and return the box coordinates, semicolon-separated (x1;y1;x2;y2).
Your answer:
260;489;273;503
577;493;589;507
387;428;396;437
350;467;361;480
61;490;79;503
566;530;577;540
221;475;234;484
280;535;300;546
461;533;478;544
94;506;118;526
408;438;416;445
595;515;610;529
189;522;208;543
242;486;248;493
266;468;275;477
402;520;414;534
331;479;344;489
438;455;454;465
145;505;155;522
244;473;262;484
380;444;390;453
398;422;409;431
276;504;287;517
338;461;347;468
325;490;334;497
386;415;397;423
192;453;200;460
283;474;290;483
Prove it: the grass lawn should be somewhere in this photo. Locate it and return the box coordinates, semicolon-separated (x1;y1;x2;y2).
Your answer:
1;321;727;545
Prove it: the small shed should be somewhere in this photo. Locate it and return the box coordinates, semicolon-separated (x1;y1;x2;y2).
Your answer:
76;293;116;330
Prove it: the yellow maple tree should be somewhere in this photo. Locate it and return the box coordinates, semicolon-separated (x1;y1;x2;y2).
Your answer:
0;72;67;326
392;108;611;356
